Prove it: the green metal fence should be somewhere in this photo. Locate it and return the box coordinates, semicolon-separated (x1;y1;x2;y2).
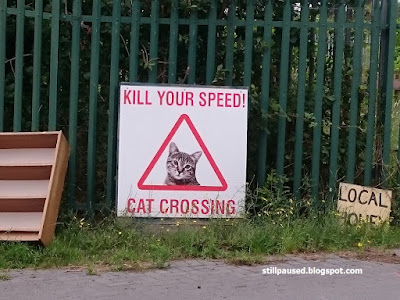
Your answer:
0;0;398;213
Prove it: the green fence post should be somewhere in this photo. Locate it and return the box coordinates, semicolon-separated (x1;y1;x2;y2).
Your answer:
68;0;82;210
106;0;121;210
293;0;310;200
382;0;397;184
13;0;25;132
48;0;60;131
205;1;217;85
276;0;291;179
87;0;102;215
243;0;254;89
130;0;140;81
364;0;382;186
149;0;160;83
328;0;345;198
168;0;179;83
346;0;365;183
0;1;6;131
256;0;273;186
31;0;43;132
311;0;328;200
224;1;236;86
188;7;199;84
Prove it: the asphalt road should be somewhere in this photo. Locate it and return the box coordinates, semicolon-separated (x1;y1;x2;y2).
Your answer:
1;255;399;300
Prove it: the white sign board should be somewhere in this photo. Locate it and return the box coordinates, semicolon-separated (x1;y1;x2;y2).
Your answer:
337;182;392;224
117;84;248;218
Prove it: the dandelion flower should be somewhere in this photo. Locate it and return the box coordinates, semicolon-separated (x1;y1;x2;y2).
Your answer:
357;242;363;247
193;220;197;223
118;231;122;235
202;226;207;229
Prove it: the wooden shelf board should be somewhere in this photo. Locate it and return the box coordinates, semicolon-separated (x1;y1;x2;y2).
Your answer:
0;133;59;149
0;231;39;241
0;198;45;212
0;148;55;166
0;180;49;198
0;212;43;232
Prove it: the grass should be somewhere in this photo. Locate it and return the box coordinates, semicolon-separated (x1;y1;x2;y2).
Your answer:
0;273;10;281
1;212;400;270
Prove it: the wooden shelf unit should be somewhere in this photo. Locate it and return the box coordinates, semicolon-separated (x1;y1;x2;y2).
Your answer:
0;131;69;246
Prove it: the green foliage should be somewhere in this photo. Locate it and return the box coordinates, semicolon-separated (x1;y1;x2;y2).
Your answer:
394;19;400;73
2;1;395;212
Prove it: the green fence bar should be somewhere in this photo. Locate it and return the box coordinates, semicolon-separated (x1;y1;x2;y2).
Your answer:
106;0;121;209
1;1;398;213
256;0;273;186
13;0;25;132
149;0;159;83
328;0;345;196
382;0;397;184
293;0;310;199
129;0;140;81
87;0;102;214
311;0;328;200
276;0;291;178
205;1;217;85
48;0;60;130
346;1;364;183
188;8;198;84
0;1;6;131
243;0;254;88
364;1;382;185
31;0;43;131
224;1;236;86
68;0;82;210
168;0;179;83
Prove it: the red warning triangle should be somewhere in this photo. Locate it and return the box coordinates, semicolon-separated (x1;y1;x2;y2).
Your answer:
137;114;228;191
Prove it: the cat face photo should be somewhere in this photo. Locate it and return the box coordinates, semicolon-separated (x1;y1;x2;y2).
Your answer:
165;142;202;186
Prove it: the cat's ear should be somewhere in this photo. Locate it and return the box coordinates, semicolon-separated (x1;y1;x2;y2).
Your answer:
169;142;179;154
191;151;202;163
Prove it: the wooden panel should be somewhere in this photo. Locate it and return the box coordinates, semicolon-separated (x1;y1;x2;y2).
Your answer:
0;148;55;166
0;166;52;180
0;198;45;212
40;132;70;246
0;132;58;149
0;212;42;231
0;180;49;198
0;231;39;242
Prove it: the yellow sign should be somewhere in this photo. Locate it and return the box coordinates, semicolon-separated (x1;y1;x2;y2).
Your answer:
337;183;392;224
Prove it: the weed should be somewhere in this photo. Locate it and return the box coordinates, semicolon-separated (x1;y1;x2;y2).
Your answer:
86;267;98;276
0;273;10;281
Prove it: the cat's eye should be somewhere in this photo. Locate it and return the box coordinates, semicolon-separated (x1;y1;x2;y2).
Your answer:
173;160;178;166
184;165;191;169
